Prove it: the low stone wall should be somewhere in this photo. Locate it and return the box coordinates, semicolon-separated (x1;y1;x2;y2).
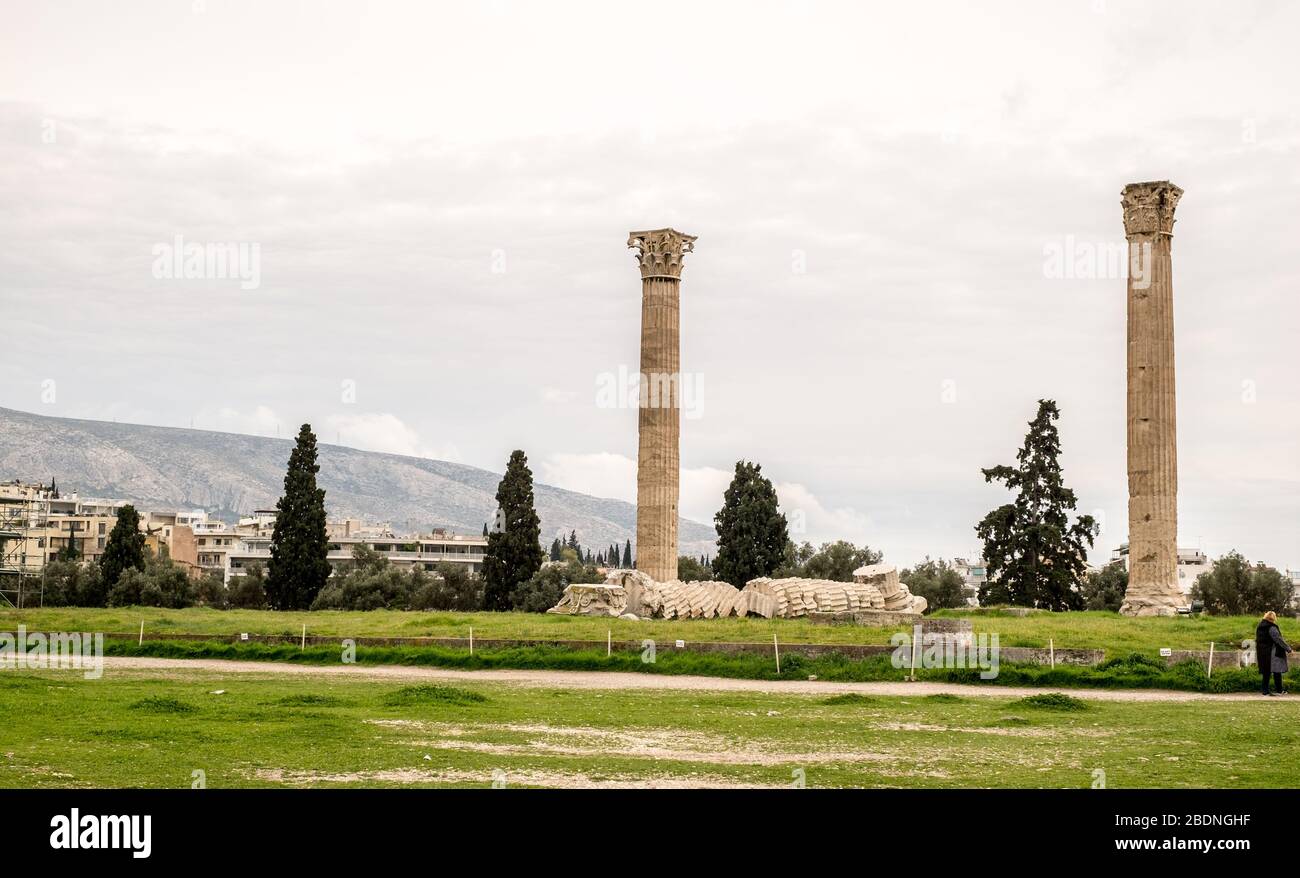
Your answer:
102;630;1104;666
1163;648;1300;670
806;610;922;627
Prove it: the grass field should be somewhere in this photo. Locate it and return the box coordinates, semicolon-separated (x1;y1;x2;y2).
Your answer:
2;664;1298;788
0;606;1279;656
98;639;1295;693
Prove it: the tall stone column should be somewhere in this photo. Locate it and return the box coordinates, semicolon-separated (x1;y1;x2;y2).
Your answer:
627;228;696;583
1119;181;1185;616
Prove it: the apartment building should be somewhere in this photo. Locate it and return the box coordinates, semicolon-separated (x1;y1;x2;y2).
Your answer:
0;480;128;570
5;478;487;586
224;527;488;583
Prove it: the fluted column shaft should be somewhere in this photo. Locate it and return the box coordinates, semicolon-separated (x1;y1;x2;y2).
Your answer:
1120;181;1185;616
628;228;696;584
636;276;680;582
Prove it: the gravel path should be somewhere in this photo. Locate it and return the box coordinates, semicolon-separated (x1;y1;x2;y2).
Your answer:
95;656;1288;703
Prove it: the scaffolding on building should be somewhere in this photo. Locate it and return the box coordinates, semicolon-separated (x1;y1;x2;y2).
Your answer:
0;487;49;608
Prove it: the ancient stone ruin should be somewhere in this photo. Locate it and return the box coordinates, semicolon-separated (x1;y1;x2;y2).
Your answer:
546;582;629;617
547;564;927;619
853;563;928;614
1119;181;1187;616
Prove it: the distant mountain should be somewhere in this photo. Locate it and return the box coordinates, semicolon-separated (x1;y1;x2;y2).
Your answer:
0;407;717;559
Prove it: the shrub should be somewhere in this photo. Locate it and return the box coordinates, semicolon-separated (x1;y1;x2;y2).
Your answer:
1081;563;1127;612
509;559;601;613
1014;692;1088;711
410;562;484;611
107;556;195;608
900;558;967;612
194;571;228;609
312;566;411;610
36;559;107;607
1193;551;1293;616
129;696;197;714
381;685;487;706
229;563;269;609
820;693;874;705
1096;652;1166;673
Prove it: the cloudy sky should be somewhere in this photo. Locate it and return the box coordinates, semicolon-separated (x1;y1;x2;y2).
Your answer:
1;0;1297;569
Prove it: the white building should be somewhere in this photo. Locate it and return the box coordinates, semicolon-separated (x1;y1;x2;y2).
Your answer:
951;557;986;607
208;517;488;583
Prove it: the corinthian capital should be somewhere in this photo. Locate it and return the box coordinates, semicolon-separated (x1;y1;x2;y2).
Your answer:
628;228;697;280
1122;181;1183;237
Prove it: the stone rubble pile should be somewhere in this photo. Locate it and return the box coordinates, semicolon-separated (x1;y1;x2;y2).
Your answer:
852;563;928;615
548;563;927;618
738;576;885;619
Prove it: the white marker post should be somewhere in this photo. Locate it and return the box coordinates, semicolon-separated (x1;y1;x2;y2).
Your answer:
909;630;920;682
138;620;144;646
469;627;473;656
301;624;306;651
1049;638;1055;670
773;634;781;674
607;629;611;658
1207;642;1215;679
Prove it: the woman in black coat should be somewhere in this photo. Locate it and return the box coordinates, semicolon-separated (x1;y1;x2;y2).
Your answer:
1256;611;1292;696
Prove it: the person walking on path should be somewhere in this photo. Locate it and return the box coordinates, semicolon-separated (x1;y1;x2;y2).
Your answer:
1256;611;1292;696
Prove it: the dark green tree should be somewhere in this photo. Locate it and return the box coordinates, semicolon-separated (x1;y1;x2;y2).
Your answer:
713;460;790;588
801;541;883;582
900;557;967;612
1081;562;1128;612
622;540;633;568
266;424;332;610
549;537;563;562
976;400;1097;611
1192;552;1293;616
100;504;147;588
510;554;601;613
482;450;545;610
228;562;269;609
677;555;713;581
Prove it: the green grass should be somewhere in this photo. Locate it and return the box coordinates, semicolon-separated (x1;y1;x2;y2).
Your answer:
381;685;488;707
99;638;1297;693
2;665;1298;788
128;696;198;714
0;605;1276;657
821;693;875;705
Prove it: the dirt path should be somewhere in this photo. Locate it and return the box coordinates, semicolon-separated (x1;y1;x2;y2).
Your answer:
91;656;1288;703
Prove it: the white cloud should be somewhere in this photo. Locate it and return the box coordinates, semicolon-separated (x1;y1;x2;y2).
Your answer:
322;412;460;462
538;452;872;547
776;481;874;546
539;387;578;405
197;406;281;437
2;2;1298;570
539;452;635;502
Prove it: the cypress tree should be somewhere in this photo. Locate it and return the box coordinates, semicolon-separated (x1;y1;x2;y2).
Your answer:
622;539;633;568
482;450;545;610
975;400;1097;611
549;537;562;562
100;504;147;587
267;424;332;610
713;460;789;588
